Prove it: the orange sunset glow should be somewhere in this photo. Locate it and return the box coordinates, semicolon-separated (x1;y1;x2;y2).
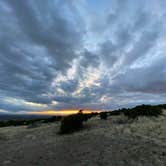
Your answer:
27;110;102;116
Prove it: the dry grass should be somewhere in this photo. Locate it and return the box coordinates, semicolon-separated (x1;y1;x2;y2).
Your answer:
0;113;166;166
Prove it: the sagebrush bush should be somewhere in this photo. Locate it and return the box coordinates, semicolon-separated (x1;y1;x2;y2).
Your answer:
108;110;122;116
100;112;108;120
123;105;163;119
108;105;163;120
59;112;91;134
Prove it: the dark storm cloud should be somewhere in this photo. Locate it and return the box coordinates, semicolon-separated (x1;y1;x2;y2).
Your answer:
0;0;166;112
0;0;83;112
113;56;166;94
100;40;118;66
6;0;82;71
59;80;78;93
80;50;100;68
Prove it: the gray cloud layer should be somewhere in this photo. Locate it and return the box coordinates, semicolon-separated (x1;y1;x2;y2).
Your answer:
0;0;166;113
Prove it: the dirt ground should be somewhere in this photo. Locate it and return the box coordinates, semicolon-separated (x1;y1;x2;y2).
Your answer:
0;113;166;166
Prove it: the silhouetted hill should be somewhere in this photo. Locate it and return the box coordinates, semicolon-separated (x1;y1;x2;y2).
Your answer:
0;114;52;121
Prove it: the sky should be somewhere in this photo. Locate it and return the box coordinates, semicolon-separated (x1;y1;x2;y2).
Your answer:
0;0;166;114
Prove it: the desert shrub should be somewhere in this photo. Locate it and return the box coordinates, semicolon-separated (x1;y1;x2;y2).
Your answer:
103;104;163;120
82;113;95;121
42;116;62;123
158;104;166;109
108;108;131;117
90;112;99;117
123;105;162;119
59;112;88;134
100;112;108;120
109;110;122;116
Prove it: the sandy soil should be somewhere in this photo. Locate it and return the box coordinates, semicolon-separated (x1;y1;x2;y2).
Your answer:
0;113;166;166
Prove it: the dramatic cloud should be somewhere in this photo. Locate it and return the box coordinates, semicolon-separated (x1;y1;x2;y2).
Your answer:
0;0;166;113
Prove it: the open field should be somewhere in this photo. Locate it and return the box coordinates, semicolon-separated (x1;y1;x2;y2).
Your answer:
0;112;166;166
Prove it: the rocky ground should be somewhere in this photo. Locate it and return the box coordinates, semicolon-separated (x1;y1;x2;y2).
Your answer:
0;113;166;166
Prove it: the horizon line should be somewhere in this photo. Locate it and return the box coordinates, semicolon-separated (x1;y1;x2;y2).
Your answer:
0;109;105;116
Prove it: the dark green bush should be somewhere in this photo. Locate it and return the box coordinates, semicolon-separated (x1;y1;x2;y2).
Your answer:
42;116;62;123
108;104;163;119
59;112;89;134
123;105;162;119
108;110;121;116
100;112;108;120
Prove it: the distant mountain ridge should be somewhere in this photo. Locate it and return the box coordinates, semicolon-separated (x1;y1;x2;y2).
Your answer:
0;114;52;121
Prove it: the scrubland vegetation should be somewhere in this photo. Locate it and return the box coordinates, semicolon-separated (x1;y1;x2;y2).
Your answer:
59;104;164;134
0;104;165;135
113;104;163;119
0;105;166;166
59;110;96;134
100;112;108;120
0;116;62;127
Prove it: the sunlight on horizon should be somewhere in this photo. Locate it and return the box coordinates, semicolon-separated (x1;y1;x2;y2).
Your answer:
26;110;102;116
